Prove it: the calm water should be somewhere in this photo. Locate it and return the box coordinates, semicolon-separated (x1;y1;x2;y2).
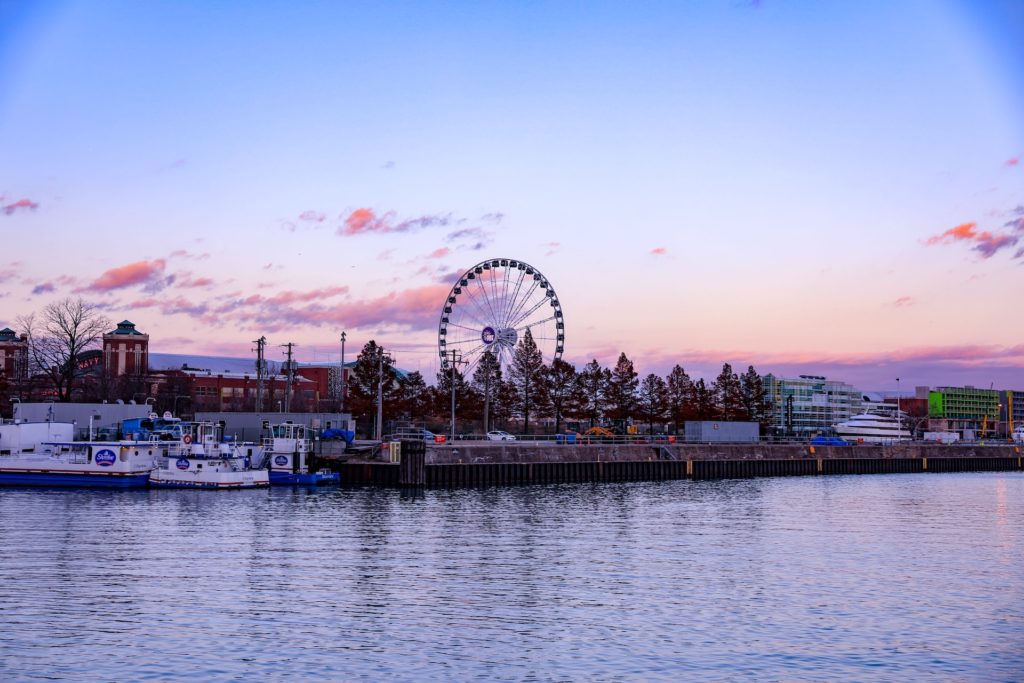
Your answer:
1;473;1022;681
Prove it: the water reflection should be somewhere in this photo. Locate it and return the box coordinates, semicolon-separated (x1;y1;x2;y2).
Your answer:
0;473;1021;680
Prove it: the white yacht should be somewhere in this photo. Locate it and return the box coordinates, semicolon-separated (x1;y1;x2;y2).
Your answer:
834;412;911;444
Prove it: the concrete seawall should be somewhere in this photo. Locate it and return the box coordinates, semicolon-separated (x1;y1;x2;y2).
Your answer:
320;441;1023;488
422;442;1023;465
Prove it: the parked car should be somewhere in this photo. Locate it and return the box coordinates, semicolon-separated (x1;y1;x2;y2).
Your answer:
388;428;445;444
486;430;517;441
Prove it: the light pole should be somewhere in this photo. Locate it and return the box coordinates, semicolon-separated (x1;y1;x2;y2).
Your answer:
375;347;393;441
896;377;901;437
444;349;466;443
340;331;347;414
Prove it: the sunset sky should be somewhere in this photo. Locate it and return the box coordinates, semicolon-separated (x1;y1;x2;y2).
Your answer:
2;0;1023;390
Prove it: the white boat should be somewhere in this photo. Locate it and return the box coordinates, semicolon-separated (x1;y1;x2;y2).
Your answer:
149;421;268;489
834;412;911;444
0;421;158;488
264;422;339;486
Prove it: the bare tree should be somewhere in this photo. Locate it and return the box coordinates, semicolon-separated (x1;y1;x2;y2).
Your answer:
17;298;111;402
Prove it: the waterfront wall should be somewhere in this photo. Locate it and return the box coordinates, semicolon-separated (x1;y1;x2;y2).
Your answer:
420;442;1023;465
320;442;1023;488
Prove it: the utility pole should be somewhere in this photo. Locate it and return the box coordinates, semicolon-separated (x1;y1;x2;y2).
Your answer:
376;347;393;441
282;342;296;412
445;349;466;443
339;331;347;414
253;336;267;412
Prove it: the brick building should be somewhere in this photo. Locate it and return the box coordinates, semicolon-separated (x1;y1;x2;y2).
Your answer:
103;320;149;377
0;327;28;381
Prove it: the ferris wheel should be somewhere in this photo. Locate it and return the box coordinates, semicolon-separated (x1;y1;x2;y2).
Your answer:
438;258;564;379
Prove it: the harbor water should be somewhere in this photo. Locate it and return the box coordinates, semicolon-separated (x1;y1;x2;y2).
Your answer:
1;473;1022;681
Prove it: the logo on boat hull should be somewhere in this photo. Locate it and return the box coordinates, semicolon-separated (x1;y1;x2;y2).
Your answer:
94;449;116;467
274;455;289;467
175;458;191;470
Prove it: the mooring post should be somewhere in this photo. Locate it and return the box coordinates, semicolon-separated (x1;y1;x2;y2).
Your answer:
398;439;426;487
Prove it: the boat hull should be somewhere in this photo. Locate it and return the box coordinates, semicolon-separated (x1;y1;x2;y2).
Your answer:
269;470;340;486
0;470;150;488
148;478;269;489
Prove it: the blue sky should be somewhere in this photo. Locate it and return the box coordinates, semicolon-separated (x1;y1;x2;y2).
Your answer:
1;0;1023;390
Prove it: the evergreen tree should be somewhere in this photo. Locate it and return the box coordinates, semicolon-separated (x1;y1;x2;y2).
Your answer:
349;341;399;435
739;365;771;433
434;365;476;433
712;362;744;420
605;352;639;425
472;350;502;433
578;359;609;429
693;378;716;419
666;364;694;434
637;373;669;435
508;328;548;434
395;370;430;422
545;358;577;434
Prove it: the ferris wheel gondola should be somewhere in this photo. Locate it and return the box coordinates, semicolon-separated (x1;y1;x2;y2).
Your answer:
438;258;564;379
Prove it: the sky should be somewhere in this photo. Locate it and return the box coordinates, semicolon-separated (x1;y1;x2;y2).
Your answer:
1;0;1023;391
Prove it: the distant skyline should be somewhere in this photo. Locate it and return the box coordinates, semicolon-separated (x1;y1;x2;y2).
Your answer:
2;0;1023;390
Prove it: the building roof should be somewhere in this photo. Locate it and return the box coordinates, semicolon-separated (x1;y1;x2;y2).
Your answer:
108;320;145;336
0;327;17;340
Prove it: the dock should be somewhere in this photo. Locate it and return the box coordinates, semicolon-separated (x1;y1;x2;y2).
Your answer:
314;441;1024;488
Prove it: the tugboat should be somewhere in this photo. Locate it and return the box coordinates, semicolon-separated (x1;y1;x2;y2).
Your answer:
0;421;158;488
264;422;340;486
149;421;268;489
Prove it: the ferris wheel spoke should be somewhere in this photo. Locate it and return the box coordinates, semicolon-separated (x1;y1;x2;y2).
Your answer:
459;288;497;329
442;337;487;345
502;268;527;328
508;296;551;330
501;267;512;323
504;280;541;329
474;274;502;326
444;321;484;334
512;314;556;331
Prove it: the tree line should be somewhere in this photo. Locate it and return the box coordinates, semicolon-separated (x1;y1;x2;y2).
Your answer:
345;330;771;436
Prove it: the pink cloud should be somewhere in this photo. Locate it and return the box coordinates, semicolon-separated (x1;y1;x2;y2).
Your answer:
650;247;668;256
299;210;326;223
31;282;55;295
264;286;348;306
84;259;167;292
926;222;982;245
894;296;914;307
169;250;211;261
177;275;215;289
925;219;1021;259
543;242;560;256
2;198;39;216
339;208;456;237
234;283;451;333
427;247;450;259
1007;157;1020;167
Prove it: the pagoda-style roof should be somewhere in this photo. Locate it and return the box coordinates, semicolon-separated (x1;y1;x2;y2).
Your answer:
108;320;145;336
0;327;17;341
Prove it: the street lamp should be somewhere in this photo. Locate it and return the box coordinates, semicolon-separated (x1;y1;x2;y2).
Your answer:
376;348;393;441
444;349;466;443
340;331;347;414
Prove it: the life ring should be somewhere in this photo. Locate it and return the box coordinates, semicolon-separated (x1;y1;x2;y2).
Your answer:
182;434;193;445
